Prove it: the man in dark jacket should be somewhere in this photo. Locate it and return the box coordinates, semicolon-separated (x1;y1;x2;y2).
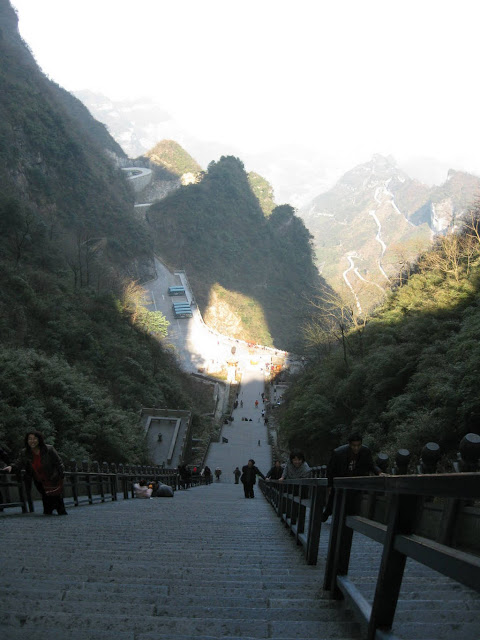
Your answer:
241;459;265;498
321;432;382;521
265;460;283;481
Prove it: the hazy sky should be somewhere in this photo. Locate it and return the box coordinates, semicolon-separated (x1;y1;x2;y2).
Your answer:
10;0;480;195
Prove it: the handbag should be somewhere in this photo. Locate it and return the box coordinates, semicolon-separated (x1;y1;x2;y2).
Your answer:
44;478;64;496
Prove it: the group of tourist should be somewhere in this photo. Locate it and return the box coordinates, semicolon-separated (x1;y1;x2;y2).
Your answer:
1;430;382;519
231;434;383;510
133;479;174;498
234;448;311;499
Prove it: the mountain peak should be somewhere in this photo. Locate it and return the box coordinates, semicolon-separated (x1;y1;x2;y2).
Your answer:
145;139;202;177
370;153;397;168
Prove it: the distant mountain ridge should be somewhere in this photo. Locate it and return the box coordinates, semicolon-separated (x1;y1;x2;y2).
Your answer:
144;139;202;178
146;155;326;352
299;154;480;313
72;90;341;207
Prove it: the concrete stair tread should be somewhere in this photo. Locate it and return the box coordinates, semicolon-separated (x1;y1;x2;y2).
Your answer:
2;481;477;640
2;631;359;640
1;612;361;638
3;564;321;581
0;587;330;607
2;600;350;621
390;621;480;640
2;580;323;599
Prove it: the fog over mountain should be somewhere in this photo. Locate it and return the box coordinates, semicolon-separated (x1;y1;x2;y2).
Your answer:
72;91;360;206
75;90;478;211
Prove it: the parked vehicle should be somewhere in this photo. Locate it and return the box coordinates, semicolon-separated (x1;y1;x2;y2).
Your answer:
168;286;186;296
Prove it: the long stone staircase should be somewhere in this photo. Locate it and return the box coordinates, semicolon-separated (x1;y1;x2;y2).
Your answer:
2;483;480;639
0;483;361;640
2;364;479;639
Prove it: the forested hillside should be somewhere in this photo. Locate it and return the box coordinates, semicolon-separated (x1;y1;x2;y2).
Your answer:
144;139;202;177
0;2;215;462
279;213;480;464
146;155;326;352
300;155;480;314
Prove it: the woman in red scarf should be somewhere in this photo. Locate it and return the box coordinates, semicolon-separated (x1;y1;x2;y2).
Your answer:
4;431;67;515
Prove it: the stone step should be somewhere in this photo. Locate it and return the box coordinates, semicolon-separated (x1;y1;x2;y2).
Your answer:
0;586;331;608
0;549;309;561
358;587;480;601
346;575;468;586
2;580;325;601
2;599;349;622
3;563;322;583
3;483;477;640
1;630;358;640
392;622;480;640
0;612;361;638
395;599;479;611
3;574;322;595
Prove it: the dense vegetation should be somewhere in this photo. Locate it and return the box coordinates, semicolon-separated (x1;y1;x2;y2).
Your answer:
301;156;480;315
279;213;480;464
0;2;215;463
147;156;326;352
4;0;477;472
247;171;275;216
144;139;202;177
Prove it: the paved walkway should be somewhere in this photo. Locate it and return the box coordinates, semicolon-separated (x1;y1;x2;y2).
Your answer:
205;364;272;483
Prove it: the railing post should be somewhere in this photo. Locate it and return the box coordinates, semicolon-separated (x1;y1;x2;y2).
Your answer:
437;498;460;546
109;462;118;500
296;483;307;535
367;493;420;640
18;475;29;513
329;488;354;598
324;487;349;594
277;482;284;517
70;460;79;506
23;473;34;512
82;460;93;504
306;483;325;565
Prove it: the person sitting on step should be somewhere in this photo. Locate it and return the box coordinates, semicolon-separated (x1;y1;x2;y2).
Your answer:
133;480;152;498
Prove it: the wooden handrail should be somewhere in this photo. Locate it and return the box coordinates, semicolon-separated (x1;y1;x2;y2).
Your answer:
261;473;480;640
0;467;210;513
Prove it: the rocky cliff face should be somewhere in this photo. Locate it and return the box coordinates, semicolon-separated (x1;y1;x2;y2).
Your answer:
0;0;156;283
299;155;480;313
73;90;176;159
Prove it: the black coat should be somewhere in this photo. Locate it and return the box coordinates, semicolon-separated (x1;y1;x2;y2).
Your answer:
12;445;65;493
266;465;283;480
0;446;10;465
326;444;380;487
241;465;265;485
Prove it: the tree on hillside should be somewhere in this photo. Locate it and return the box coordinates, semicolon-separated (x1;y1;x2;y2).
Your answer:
0;198;44;267
279;205;480;461
121;280;169;337
305;282;369;366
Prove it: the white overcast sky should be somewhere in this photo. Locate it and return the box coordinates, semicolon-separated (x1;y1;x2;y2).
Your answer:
10;0;480;189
